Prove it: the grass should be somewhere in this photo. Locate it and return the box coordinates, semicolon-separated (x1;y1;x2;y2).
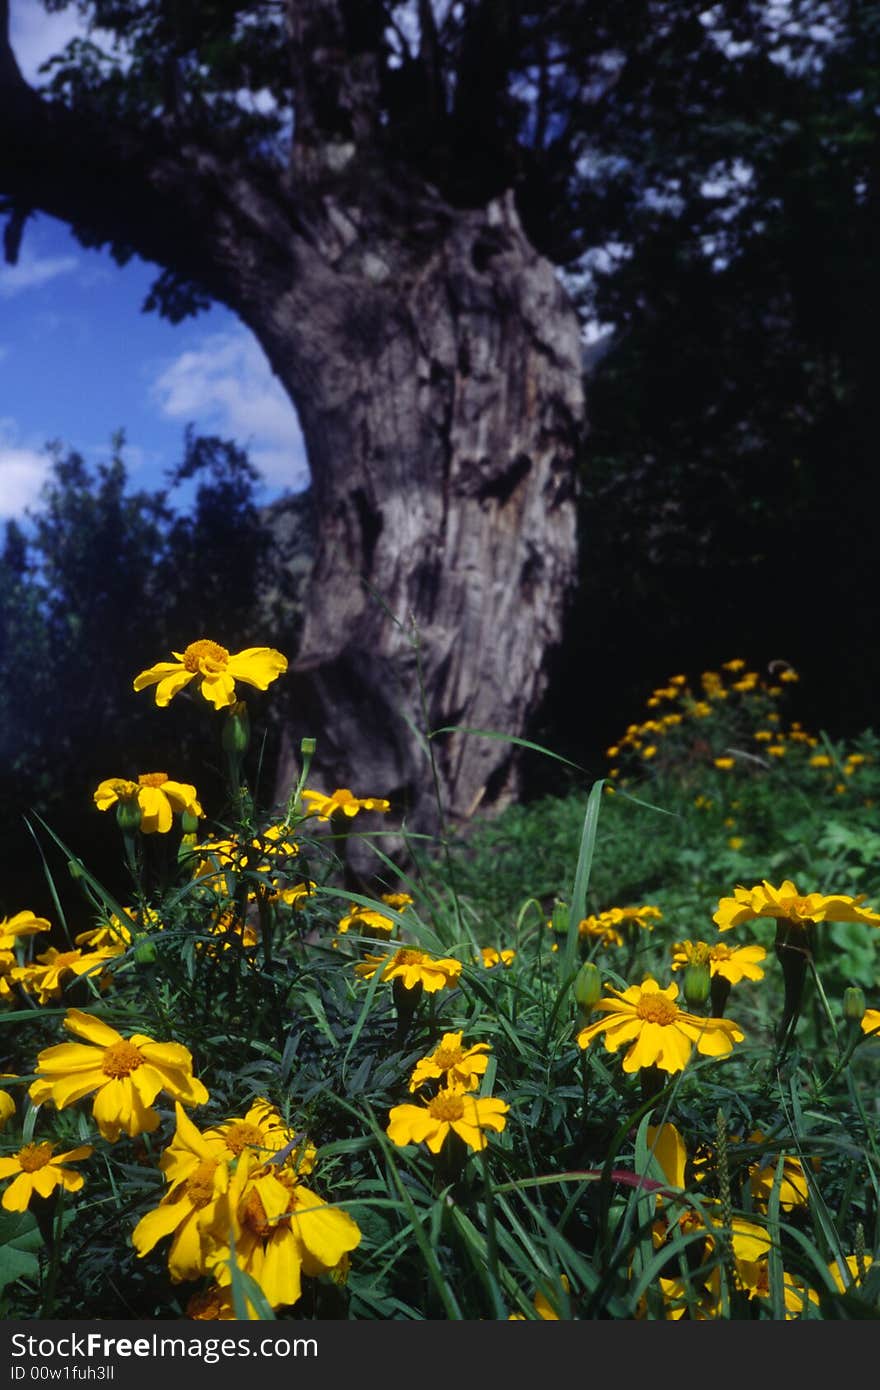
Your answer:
1;655;879;1320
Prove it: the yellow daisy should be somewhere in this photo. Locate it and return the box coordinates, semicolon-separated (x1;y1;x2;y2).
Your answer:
387;1084;509;1154
408;1032;491;1093
575;977;744;1073
94;773;203;834
300;788;391;820
0;1141;92;1212
133;639;288;710
671;940;766;986
354;947;462;994
29;1009;209;1142
208;1150;361;1311
713;879;880;933
23;945;122;1004
0;911;50;951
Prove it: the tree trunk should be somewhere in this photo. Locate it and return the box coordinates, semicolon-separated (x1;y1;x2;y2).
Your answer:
255;182;584;864
0;6;586;871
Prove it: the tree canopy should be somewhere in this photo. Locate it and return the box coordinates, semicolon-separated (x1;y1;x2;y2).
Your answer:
2;0;878;816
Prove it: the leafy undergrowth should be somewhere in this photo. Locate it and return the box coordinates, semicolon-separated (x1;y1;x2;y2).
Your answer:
1;651;879;1320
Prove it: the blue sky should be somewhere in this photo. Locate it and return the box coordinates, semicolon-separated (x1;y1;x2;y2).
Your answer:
0;1;309;523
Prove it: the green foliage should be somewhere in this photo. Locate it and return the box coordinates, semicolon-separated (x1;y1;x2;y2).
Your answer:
0;433;300;923
1;653;879;1321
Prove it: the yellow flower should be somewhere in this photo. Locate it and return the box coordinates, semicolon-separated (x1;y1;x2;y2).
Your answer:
714;757;735;771
766;744;786;757
0;1078;17;1131
0;952;24;1001
381;892;414;911
408;1033;491;1093
387;1083;509;1154
722;658;746;672
134;639;288;710
337;904;395;935
94;774;203;834
29;1009;209;1142
355;947;462;993
185;1285;240;1320
132;1110;230;1283
0;1141;92;1212
75;906;160;951
299;788;391;820
671;940;766;986
135;1098;315;1286
209;1150;361;1311
478;946;516;967
747;1132;811;1212
860;1008;880;1039
198;910;260;954
577;915;624;949
713;879;880;933
575;977;745;1074
728;836;745;851
23;945;122;1005
0;911;50;951
510;1275;571;1320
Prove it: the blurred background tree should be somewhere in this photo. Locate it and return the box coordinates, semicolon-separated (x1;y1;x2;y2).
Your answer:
0;433;304;922
1;1;878;871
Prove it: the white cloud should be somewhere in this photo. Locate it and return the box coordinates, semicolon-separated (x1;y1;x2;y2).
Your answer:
0;247;79;298
151;329;309;490
0;447;51;518
9;0;88;86
9;0;123;87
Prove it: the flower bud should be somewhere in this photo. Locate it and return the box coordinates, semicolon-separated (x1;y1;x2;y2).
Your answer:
115;795;142;835
300;737;317;757
551;900;570;937
180;808;201;836
573;961;602;1011
844;986;866;1024
683;959;711;1008
222;700;250;758
134;939;157;965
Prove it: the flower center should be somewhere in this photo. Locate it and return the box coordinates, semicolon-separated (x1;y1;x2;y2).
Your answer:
185;1159;219;1209
101;1040;144;1077
109;779;139;800
433;1046;464;1070
183;640;229;673
223;1122;267;1157
783;898;814;925
241;1188;291;1239
138;772;169;788
428;1091;466;1122
636;994;679;1025
710;944;734;962
394;949;423;967
17;1142;54;1173
49;951;81;969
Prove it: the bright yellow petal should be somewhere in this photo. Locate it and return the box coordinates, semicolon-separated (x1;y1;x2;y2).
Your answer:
290;1188;361;1269
133;1197;190;1257
647;1123;687;1188
61;1010;124;1048
33;1041;107;1074
137;786;173;834
387;1104;440;1148
1;1173;35;1212
621;1022;666;1073
226;648;289;691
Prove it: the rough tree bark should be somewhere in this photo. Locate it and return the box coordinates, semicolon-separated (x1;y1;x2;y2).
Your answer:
0;0;585;863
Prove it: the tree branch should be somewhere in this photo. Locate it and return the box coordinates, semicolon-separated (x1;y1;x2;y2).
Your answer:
0;20;299;313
